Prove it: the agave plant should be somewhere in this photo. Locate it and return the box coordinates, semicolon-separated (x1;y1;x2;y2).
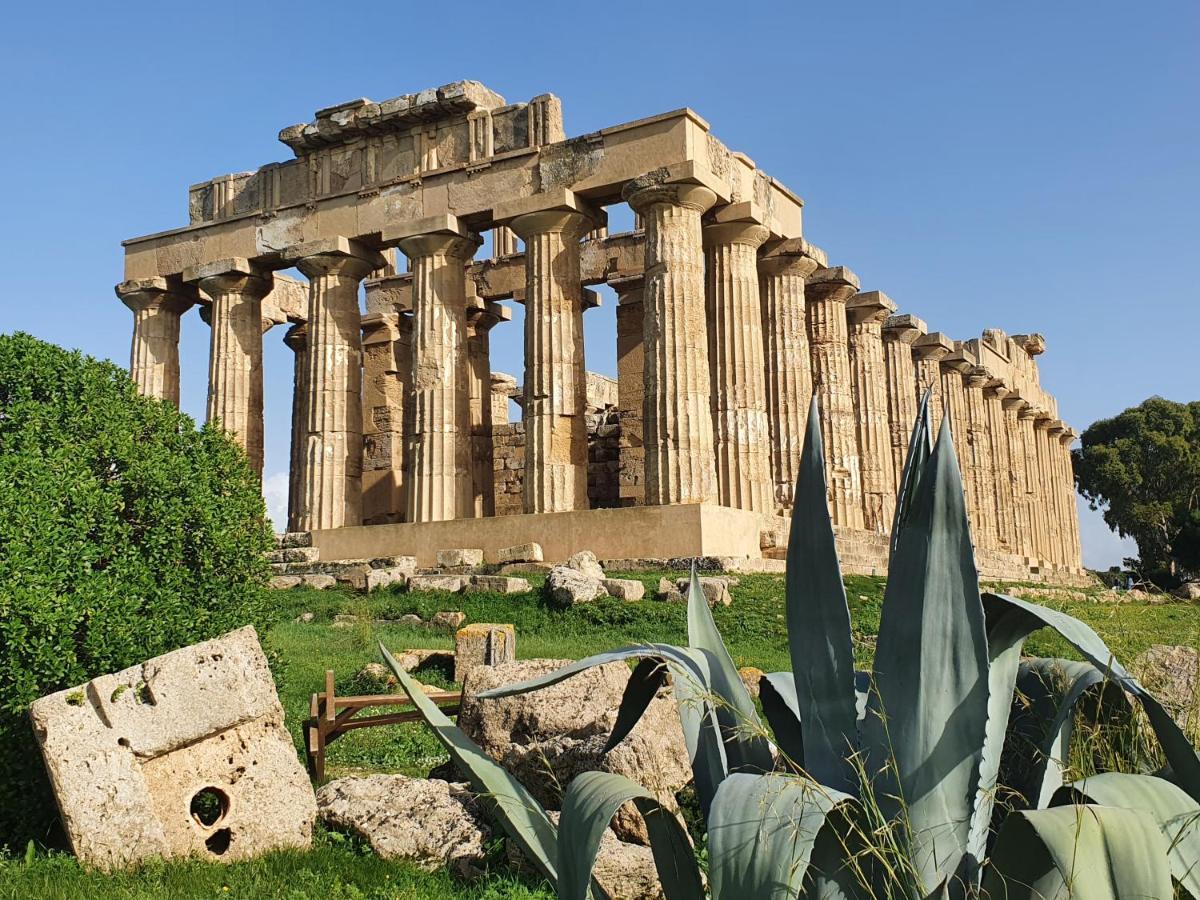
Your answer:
381;394;1200;899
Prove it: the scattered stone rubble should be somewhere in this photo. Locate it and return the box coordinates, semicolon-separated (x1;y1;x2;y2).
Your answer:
29;627;315;870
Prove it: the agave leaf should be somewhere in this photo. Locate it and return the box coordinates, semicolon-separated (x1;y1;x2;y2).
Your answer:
863;416;990;893
1053;772;1200;896
557;771;703;900
760;672;805;767
708;772;856;900
983;592;1200;802
889;387;933;555
686;564;775;775
783;396;857;794
379;642;560;885
604;657;669;753
981;804;1175;899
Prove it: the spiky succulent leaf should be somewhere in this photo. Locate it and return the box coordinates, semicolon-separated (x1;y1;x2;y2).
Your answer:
982;805;1175;899
686;564;775;775
379;642;560;885
708;773;857;900
604;657;669;753
557;771;703;900
1053;772;1200;896
760;672;805;768
863;416;989;893
783;396;857;793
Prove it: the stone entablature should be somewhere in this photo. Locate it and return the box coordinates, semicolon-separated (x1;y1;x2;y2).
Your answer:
115;81;1084;582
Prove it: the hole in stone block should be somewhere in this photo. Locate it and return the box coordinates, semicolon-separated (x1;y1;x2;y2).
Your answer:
205;827;232;855
190;787;229;828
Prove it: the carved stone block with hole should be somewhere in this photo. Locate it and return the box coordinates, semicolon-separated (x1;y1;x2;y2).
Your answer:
29;626;316;870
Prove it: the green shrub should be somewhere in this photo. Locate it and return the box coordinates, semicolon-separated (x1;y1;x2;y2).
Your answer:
0;332;275;848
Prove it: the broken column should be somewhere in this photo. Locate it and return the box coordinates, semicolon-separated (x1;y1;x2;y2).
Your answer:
454;623;517;684
611;274;646;507
116;277;195;406
758;239;824;509
623;177;719;506
882;314;926;487
847;290;898;533
703;214;773;514
805;265;863;529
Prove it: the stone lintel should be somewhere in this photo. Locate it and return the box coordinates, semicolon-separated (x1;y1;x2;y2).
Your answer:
913;331;954;359
942;343;978;373
280;236;386;269
381;214;473;247
847;290;897;325
883;313;928;343
708;200;766;225
1012;333;1047;356
492;189;604;230
182;257;264;284
607;273;644;302
582;288;602;310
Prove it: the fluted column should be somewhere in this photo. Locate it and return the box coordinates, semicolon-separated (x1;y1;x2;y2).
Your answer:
1016;403;1046;562
361;313;409;525
388;220;482;523
985;383;1019;553
612;274;646;507
187;259;272;476
1047;421;1072;567
623;179;719;506
940;353;974;523
288;238;384;531
116;278;195;405
1034;415;1062;566
882;314;927;486
806;266;864;529
1059;429;1084;568
704;219;773;513
467;299;511;517
964;368;998;549
505;205;595;514
1001;397;1035;558
758;239;824;509
913;332;953;426
847;291;898;533
283;324;309;533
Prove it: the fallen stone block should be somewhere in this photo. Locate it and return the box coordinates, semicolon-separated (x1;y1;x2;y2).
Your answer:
496;542;544;564
366;566;410;592
655;577;684;603
390;648;454;674
317;775;489;878
431;611;467;629
566;550;605;580
436;548;484;568
266;547;321;565
300;574;336;590
677;576;732;607
547;566;607;607
497;562;554;576
395;614;424;627
602;578;645;602
738;666;765;699
270;575;303;590
1173;581;1200;601
454;624;517;684
29;626;315;871
368;555;417;572
275;532;312;549
409;574;468;594
467;575;532;595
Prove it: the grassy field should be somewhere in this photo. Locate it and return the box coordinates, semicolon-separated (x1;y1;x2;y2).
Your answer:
3;573;1196;898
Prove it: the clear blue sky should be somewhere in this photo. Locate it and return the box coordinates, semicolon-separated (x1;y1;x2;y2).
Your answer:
2;1;1195;567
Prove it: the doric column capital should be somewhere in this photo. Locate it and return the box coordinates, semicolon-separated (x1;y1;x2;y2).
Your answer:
1047;419;1067;436
361;311;403;346
1017;403;1040;421
385;214;482;261
912;331;954;361
1034;412;1055;430
965;366;992;390
115;277;196;315
847;290;897;326
758;237;826;278
282;322;308;353
183;258;272;301
467;299;511;333
607;273;645;304
622;178;718;215
1058;428;1077;445
493;189;604;239
986;382;1011;401
882;313;928;344
701;220;770;250
806;265;860;304
941;344;977;375
285;237;387;280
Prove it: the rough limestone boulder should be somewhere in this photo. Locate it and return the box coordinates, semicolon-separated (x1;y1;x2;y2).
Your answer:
547;566;607;607
677;576;732;607
1173;581;1200;601
603;578;645;601
459;659;691;844
317;775;490;878
1133;644;1199;726
566;550;606;580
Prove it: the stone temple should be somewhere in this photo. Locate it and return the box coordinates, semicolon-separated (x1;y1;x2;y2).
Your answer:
116;81;1084;582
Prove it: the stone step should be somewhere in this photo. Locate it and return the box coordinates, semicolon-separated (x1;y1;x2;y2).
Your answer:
265;546;321;564
275;532;313;549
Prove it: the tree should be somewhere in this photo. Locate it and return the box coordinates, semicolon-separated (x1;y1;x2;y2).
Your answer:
1073;396;1200;586
0;332;275;848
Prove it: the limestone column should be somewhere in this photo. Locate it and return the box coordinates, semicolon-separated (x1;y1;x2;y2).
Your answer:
758;239;824;509
703;218;773;513
186;259;272;476
882;314;927;487
940;351;975;521
500;198;597;514
805;266;864;529
287;238;385;532
964;368;998;549
847;290;898;533
283;323;308;533
984;383;1018;553
622;179;719;506
1001;396;1035;559
1047;421;1072;567
467;298;511;517
912;332;953;427
361;313;409;525
1060;429;1084;568
611;274;646;506
1035;415;1062;566
1017;403;1047;563
116;277;195;405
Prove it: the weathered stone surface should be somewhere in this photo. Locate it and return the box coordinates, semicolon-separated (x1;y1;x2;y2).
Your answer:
317;775;489;878
677;576;732;607
276;531;313;549
266;547;321;564
294;611;315;623
409;574;468;594
454;624;516;683
301;573;337;590
566;549;606;580
1173;581;1200;601
603;578;645;601
738;666;765;699
356;662;397;691
436;548;484;568
496;542;544;564
498;561;554;575
459;659;691;845
431;611;467;629
29;626;315;871
366;566;410;592
547;566;607;606
270;575;303;590
1134;644;1199;726
466;575;531;594
396;613;424;627
655;577;684;603
389;648;454;673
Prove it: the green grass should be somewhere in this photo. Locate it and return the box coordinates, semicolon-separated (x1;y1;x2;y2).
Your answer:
6;572;1197;898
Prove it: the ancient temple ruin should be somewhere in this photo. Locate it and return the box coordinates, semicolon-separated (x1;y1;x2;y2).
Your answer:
117;81;1084;581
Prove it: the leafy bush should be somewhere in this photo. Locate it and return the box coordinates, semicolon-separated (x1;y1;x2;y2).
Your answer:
0;332;275;848
383;393;1200;899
